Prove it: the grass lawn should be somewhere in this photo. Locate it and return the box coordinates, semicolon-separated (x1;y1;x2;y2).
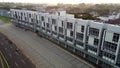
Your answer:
0;16;12;23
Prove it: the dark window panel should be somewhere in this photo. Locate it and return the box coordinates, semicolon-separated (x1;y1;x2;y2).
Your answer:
103;41;117;52
76;41;84;46
59;27;63;33
46;23;49;28
52;19;56;24
89;28;99;37
81;25;84;32
112;33;119;42
67;22;73;29
41;16;44;21
76;32;84;41
62;21;64;27
94;38;99;46
70;31;73;37
55;26;57;31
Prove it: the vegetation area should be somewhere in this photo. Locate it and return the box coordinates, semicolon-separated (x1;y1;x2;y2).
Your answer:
0;2;120;20
0;16;12;23
0;51;9;68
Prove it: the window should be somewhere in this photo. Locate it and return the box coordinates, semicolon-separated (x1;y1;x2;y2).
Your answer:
48;18;50;22
76;32;84;40
58;12;60;16
89;28;99;37
29;14;31;18
76;41;84;46
66;37;73;42
21;16;22;20
52;19;56;24
55;26;57;31
88;46;97;52
25;17;27;20
36;20;39;24
24;13;25;16
67;22;73;29
81;25;84;32
94;38;99;46
43;22;45;27
41;16;44;21
62;21;64;26
46;23;49;28
70;31;73;37
21;12;23;16
31;19;34;22
103;52;115;60
59;27;63;33
112;33;119;42
103;41;117;52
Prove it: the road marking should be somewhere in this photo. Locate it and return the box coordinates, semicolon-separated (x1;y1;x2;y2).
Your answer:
15;62;19;67
21;59;26;64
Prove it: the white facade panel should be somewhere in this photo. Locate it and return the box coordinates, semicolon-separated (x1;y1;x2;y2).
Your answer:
67;30;70;37
52;25;55;31
105;31;113;42
88;36;94;45
76;25;81;33
58;21;62;27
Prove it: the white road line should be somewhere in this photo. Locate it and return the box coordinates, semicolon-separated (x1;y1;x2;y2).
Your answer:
21;59;26;64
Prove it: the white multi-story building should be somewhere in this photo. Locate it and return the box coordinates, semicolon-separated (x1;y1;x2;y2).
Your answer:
10;9;120;68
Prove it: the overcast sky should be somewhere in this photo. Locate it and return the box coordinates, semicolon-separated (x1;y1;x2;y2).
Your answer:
0;0;120;4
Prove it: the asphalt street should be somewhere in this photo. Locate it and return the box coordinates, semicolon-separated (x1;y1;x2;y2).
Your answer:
0;58;2;68
0;23;94;68
0;22;35;68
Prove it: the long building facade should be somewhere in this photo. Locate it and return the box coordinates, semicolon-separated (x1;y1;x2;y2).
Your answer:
10;9;120;68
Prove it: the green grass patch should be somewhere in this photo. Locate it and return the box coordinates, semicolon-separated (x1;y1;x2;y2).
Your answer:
0;16;12;23
0;51;9;68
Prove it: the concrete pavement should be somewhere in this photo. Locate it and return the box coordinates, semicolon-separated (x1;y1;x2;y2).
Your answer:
0;30;36;68
0;58;3;68
0;23;94;68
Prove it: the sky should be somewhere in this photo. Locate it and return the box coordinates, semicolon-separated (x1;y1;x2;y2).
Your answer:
1;0;120;4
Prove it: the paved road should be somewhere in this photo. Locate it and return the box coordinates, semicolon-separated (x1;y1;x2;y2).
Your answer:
0;23;94;68
0;58;3;68
0;30;36;68
0;20;4;25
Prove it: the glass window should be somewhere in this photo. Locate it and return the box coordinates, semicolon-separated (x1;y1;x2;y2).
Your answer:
67;22;73;29
59;27;63;33
81;25;84;32
103;41;117;52
41;16;44;21
89;28;99;37
52;19;56;24
112;33;119;42
70;31;73;37
62;21;64;27
94;38;99;46
55;26;57;31
46;23;49;28
76;32;84;40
